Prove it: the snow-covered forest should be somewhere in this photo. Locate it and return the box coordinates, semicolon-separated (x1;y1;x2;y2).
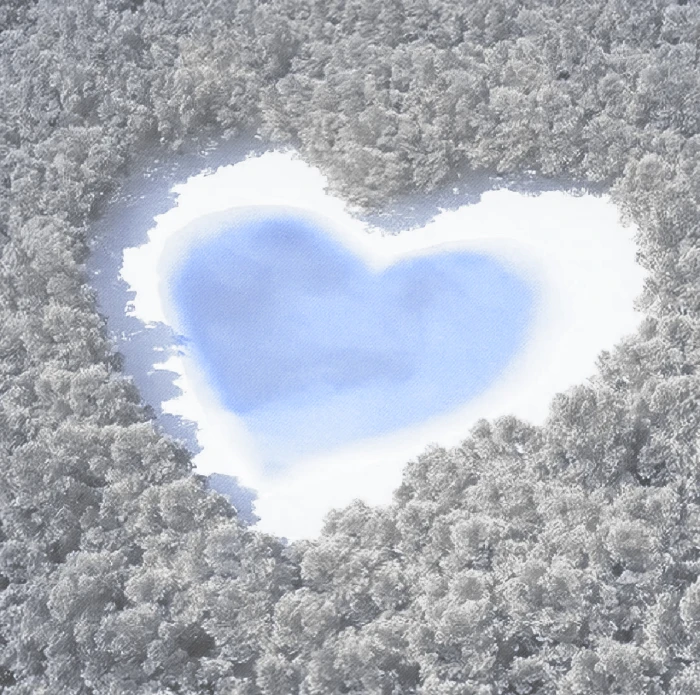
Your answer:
1;0;700;693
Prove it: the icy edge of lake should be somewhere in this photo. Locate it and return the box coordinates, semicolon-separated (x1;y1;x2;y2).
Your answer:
111;149;645;540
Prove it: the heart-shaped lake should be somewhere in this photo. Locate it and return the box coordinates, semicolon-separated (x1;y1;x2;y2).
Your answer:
164;209;535;470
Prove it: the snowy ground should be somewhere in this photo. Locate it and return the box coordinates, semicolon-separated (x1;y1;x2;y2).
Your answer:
113;149;645;539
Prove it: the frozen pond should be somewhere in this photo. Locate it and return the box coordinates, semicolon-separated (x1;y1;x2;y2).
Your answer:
89;146;646;539
163;208;533;468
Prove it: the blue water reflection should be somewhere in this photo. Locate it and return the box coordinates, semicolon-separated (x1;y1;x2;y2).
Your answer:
167;211;534;470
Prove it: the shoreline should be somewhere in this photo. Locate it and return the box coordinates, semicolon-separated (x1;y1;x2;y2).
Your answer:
98;148;646;539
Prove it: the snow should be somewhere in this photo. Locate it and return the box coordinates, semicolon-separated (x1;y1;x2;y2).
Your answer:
119;149;646;540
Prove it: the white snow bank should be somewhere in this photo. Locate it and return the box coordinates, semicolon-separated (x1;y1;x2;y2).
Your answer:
121;150;646;539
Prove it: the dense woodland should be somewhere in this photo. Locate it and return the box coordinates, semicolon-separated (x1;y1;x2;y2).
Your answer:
1;0;700;692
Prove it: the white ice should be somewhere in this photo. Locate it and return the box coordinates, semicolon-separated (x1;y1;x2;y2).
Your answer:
120;150;646;540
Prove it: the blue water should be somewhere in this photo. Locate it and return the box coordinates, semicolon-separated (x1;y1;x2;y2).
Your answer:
167;210;535;470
